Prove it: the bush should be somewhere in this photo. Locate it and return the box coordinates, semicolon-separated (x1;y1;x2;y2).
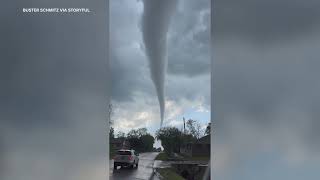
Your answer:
156;127;182;156
126;128;155;152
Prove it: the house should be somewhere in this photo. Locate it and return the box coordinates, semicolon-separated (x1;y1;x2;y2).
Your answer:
180;135;210;157
110;138;123;151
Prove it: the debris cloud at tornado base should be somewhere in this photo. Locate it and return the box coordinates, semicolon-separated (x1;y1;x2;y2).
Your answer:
141;0;178;127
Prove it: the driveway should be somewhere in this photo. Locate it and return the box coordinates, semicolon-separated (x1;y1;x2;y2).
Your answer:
109;152;159;180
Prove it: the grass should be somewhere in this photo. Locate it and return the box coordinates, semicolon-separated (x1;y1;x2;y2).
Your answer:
155;152;169;161
178;154;210;161
157;168;185;180
156;152;210;161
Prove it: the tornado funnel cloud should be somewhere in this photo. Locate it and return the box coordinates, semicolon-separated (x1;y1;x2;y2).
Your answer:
141;0;178;127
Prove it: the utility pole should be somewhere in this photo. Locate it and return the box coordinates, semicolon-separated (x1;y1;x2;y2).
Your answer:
183;117;186;134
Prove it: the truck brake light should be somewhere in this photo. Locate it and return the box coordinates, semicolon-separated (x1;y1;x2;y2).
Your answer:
128;155;133;161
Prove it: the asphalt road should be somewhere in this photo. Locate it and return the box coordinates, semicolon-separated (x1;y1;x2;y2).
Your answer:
109;152;159;180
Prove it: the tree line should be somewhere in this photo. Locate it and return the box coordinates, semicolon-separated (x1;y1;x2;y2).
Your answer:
110;127;155;153
156;119;211;156
109;103;211;156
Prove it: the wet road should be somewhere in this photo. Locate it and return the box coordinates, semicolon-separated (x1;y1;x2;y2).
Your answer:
109;152;159;180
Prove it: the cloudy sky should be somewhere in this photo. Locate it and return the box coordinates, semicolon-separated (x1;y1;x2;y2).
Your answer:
2;0;320;179
110;0;211;141
212;0;320;179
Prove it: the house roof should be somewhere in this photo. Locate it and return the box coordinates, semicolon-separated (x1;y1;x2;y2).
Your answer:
182;135;210;145
195;135;210;144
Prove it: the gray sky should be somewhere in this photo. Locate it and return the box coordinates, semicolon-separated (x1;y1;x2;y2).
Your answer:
212;0;320;179
2;0;319;179
110;0;210;138
1;0;210;179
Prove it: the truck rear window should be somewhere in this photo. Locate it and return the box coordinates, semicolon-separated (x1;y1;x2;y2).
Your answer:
117;151;131;155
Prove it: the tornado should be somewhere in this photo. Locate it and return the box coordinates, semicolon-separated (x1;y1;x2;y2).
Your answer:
141;0;178;127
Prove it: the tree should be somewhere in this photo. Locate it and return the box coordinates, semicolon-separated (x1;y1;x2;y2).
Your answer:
127;129;139;138
127;128;148;138
109;127;115;139
108;103;113;125
126;128;155;153
137;128;148;137
156;127;182;156
127;136;142;151
141;134;155;152
186;119;203;139
205;122;211;135
108;103;114;157
116;131;126;139
108;103;114;137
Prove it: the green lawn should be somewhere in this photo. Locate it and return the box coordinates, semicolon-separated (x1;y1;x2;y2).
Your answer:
155;152;169;160
178;154;210;161
156;152;210;161
157;168;185;180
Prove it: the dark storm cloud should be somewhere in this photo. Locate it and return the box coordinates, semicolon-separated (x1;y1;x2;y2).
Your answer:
110;0;211;105
109;1;155;102
110;0;157;103
213;0;320;42
110;49;154;102
110;0;210;139
1;0;109;179
167;0;211;76
141;0;178;126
